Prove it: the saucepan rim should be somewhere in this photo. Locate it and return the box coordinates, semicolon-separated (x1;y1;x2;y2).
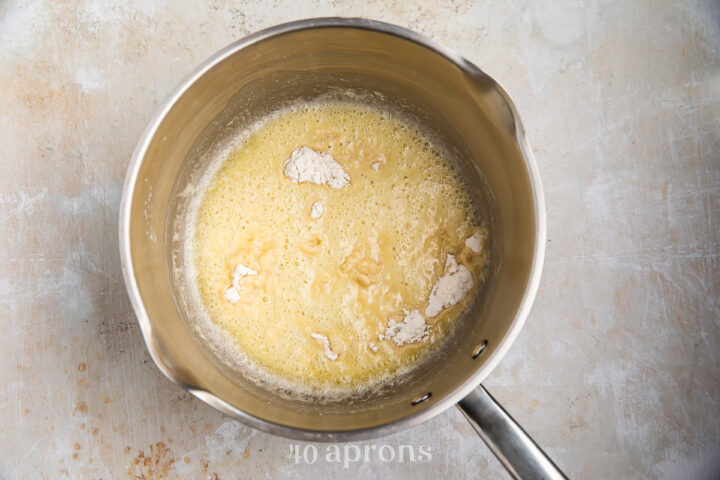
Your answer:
118;17;546;441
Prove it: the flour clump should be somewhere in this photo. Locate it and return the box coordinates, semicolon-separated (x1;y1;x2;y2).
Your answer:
310;332;338;361
384;309;429;346
310;201;324;219
425;254;474;318
465;232;486;253
283;146;350;189
223;263;258;304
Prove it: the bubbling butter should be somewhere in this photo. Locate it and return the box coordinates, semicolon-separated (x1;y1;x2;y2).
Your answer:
190;100;488;396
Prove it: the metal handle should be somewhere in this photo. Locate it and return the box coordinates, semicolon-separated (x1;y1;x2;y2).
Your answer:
458;385;568;480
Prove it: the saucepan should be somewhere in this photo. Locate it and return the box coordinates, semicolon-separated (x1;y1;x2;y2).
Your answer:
119;18;566;479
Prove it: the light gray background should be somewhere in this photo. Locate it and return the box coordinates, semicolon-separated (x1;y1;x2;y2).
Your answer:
1;1;719;478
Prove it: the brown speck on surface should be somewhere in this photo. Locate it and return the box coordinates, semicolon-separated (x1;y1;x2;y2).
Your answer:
23;408;30;415
201;459;209;472
74;401;87;414
74;442;81;450
225;449;231;456
183;456;190;464
128;442;175;479
91;427;99;436
102;396;112;405
124;446;131;454
77;362;86;372
242;445;250;460
72;453;78;460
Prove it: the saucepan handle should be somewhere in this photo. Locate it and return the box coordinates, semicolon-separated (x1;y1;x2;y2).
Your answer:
457;384;568;480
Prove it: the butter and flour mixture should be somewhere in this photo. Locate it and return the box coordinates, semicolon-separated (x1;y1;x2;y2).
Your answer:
189;100;488;396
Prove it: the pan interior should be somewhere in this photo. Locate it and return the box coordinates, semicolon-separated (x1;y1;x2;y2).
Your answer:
127;24;537;434
170;78;497;411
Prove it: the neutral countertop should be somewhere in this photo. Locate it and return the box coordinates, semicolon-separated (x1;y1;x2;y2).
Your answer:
1;1;719;478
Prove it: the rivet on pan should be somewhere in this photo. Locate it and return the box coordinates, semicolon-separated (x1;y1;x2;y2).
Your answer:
472;340;488;359
411;392;431;406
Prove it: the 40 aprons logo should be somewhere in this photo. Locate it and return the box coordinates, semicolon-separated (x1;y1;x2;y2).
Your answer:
289;443;432;467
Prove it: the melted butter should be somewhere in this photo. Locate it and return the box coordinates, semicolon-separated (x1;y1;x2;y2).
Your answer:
192;101;487;394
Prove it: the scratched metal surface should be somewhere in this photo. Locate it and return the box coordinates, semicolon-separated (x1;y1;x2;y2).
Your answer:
1;1;718;479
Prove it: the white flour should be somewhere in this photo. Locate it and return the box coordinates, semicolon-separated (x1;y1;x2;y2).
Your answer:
425;254;474;318
223;263;258;304
310;201;324;219
383;309;429;346
465;232;486;253
283;146;350;189
310;332;338;360
371;153;385;171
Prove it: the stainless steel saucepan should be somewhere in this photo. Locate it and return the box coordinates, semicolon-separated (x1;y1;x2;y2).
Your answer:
119;18;566;479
